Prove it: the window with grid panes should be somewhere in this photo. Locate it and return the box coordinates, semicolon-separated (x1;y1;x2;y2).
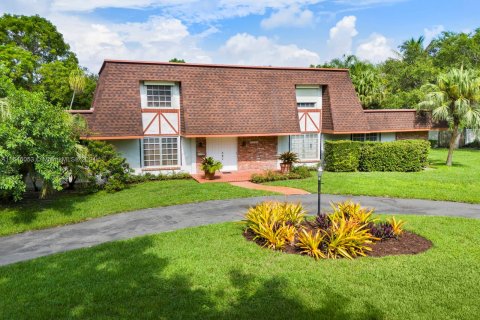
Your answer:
290;134;319;160
146;85;172;107
351;133;379;142
143;137;178;167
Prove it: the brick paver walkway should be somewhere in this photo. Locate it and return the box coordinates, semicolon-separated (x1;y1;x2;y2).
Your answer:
229;181;310;195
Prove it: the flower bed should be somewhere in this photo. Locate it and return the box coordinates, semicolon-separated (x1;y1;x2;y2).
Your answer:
243;201;431;260
250;166;313;183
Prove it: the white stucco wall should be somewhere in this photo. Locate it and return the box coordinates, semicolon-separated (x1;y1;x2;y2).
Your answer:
110;139;142;174
181;137;196;174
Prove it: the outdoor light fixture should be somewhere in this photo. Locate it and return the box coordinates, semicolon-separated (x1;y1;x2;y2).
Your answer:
317;164;323;215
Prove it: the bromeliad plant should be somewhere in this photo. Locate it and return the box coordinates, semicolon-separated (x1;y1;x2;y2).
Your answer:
244;200;406;260
244;201;306;249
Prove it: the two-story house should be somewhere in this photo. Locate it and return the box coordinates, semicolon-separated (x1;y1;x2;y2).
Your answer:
73;60;443;174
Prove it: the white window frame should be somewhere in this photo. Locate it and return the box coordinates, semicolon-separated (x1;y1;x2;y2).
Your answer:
142;136;180;168
146;84;172;108
295;85;322;109
290;134;320;161
351;133;380;142
140;81;180;109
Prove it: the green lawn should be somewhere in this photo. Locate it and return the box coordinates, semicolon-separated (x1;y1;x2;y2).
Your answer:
0;215;479;319
267;149;480;203
0;180;272;237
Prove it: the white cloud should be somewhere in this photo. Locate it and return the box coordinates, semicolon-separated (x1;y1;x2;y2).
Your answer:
220;33;320;66
49;14;211;72
261;5;314;29
334;0;406;6
48;0;323;23
356;33;394;63
423;25;444;45
326;15;358;60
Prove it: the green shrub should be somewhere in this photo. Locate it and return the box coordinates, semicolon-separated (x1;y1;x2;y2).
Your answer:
250;167;311;183
324;139;430;172
359;140;430;172
291;166;311;178
324;140;361;172
84;141;132;192
126;172;191;184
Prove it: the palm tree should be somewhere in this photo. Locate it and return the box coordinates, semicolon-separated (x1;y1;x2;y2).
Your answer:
418;68;480;165
68;68;86;109
399;36;426;63
351;69;385;109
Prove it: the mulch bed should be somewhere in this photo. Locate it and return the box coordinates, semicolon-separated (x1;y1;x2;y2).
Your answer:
367;231;432;257
243;223;432;259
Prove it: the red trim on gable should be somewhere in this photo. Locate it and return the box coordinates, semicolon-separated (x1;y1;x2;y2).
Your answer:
160;113;179;134
305;113;320;132
143;113;159;134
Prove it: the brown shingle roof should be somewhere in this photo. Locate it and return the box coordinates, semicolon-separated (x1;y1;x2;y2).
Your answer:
74;60;443;138
364;109;445;133
81;60;359;137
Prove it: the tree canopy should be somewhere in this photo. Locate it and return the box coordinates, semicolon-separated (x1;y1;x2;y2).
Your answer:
317;30;480;110
0;14;96;109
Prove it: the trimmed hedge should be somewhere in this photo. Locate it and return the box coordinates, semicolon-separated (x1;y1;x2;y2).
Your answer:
324;140;430;172
324;141;362;172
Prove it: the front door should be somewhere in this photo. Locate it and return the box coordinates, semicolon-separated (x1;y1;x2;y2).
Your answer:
206;137;238;171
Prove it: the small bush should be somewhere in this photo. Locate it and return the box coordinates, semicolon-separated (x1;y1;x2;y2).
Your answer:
104;175;128;193
324;139;430;172
291;166;311;178
126;172;191;184
250;166;311;183
369;222;395;240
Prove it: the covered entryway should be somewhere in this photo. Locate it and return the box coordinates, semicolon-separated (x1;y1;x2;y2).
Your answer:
206;137;238;171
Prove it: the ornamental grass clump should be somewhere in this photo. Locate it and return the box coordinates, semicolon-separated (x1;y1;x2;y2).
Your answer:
244;200;407;260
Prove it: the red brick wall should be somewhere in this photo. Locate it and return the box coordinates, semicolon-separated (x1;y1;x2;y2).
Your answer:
195;137;206;172
395;131;428;140
238;137;278;171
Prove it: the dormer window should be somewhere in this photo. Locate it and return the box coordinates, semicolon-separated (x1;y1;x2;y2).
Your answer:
140;81;180;109
146;84;172;107
296;85;321;109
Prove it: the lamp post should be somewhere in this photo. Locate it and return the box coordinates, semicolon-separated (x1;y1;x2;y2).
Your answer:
317;164;323;215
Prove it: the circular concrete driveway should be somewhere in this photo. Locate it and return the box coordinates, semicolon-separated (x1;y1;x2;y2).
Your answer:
1;193;479;266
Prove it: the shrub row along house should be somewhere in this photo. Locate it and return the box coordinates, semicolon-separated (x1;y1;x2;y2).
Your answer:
72;60;445;174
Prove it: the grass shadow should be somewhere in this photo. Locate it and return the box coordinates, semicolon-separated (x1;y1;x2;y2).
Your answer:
0;235;386;319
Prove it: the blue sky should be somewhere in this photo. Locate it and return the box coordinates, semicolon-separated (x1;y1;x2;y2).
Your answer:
0;0;477;72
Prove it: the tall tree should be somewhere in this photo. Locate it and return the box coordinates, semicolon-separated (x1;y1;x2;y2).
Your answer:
0;14;96;109
429;30;480;69
0;82;80;200
0;14;71;63
314;55;386;109
418;68;480;166
382;37;439;108
0;44;37;89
